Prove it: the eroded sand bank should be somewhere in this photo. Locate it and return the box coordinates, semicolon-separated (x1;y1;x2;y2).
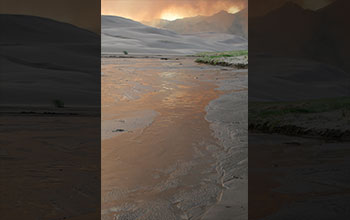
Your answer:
102;57;247;219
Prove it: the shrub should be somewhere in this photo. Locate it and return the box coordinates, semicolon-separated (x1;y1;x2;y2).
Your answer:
53;99;65;108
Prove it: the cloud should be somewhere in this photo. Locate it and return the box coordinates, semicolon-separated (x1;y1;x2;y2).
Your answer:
102;0;247;21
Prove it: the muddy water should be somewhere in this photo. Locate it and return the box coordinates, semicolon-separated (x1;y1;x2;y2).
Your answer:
101;58;237;220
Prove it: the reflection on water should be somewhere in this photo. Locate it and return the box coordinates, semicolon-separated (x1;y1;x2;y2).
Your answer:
160;71;177;78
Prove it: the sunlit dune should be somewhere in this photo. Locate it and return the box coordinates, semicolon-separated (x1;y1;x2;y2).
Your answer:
161;12;184;21
228;5;242;14
160;4;244;21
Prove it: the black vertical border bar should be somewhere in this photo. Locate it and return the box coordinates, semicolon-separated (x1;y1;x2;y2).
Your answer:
0;1;101;219
248;0;350;219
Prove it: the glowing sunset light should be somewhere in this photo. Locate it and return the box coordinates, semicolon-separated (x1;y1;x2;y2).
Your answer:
228;5;243;14
161;12;184;21
101;0;248;22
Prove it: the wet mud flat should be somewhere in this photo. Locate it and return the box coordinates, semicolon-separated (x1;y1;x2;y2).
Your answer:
102;57;247;220
249;133;350;220
0;107;100;219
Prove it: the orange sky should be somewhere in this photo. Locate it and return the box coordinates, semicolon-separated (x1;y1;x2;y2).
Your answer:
1;0;334;32
102;0;247;21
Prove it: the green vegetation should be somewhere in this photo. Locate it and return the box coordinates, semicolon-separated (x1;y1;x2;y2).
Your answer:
249;97;350;139
195;50;248;58
195;50;248;68
52;99;65;108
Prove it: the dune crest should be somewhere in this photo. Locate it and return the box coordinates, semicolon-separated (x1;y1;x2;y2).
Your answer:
101;15;247;55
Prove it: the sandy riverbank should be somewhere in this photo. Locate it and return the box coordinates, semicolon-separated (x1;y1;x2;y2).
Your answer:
202;69;248;220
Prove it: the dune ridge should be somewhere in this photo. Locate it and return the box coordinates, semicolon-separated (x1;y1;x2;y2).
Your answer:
0;14;100;106
101;15;247;55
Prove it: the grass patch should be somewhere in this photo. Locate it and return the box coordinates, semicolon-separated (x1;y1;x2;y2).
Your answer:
249;97;350;139
195;50;248;58
195;50;248;68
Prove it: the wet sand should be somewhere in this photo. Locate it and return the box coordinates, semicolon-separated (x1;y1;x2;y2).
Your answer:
249;133;350;220
102;57;247;219
0;107;100;219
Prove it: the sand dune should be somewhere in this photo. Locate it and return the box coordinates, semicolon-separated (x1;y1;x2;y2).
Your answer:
0;15;100;106
148;9;248;38
250;0;350;73
101;15;247;55
0;14;98;44
249;57;350;101
249;0;350;101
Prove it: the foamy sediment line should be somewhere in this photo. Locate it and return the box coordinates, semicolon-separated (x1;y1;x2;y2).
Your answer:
202;72;248;219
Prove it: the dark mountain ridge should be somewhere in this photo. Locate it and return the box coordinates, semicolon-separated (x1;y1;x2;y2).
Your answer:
151;9;247;38
250;0;350;72
0;14;100;106
0;14;99;44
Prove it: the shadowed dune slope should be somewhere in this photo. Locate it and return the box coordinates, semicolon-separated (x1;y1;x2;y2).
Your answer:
249;0;350;101
0;14;98;44
0;15;100;106
250;0;350;72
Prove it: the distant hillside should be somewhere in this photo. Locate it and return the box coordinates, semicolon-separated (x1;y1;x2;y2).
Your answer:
250;2;317;57
102;15;247;55
148;9;247;38
228;8;248;38
249;0;350;101
0;14;99;44
250;0;350;72
0;15;100;106
307;0;350;72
